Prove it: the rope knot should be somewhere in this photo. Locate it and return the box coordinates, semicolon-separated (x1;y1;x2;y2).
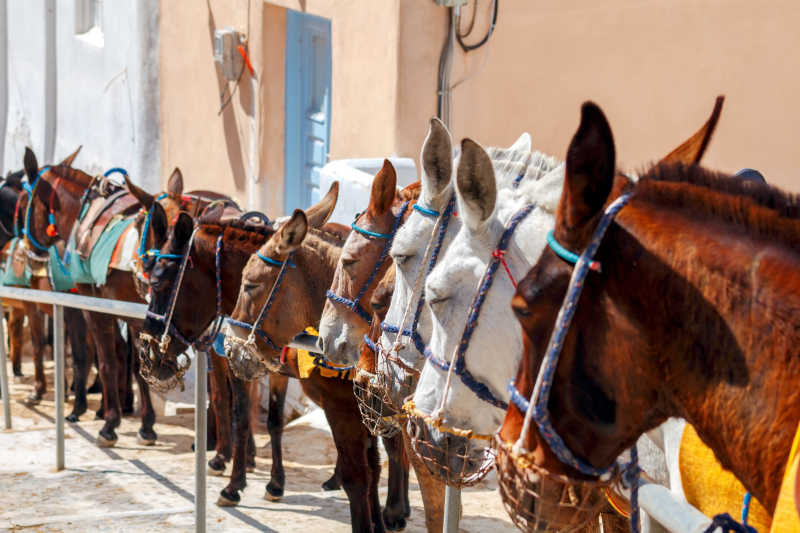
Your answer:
492;249;518;288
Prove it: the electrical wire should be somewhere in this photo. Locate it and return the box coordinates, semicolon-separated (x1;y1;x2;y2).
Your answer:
457;0;478;38
456;0;498;53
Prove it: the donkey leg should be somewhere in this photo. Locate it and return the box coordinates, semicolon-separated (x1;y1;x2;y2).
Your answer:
127;325;157;444
367;435;388;533
114;321;134;416
207;354;231;474
8;307;24;377
86;312;122;447
264;373;288;501
23;304;47;405
381;432;411;531
218;375;250;506
402;428;446;533
325;407;380;533
64;309;90;422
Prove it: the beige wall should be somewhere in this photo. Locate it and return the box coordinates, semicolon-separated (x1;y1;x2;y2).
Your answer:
160;0;800;215
395;0;800;191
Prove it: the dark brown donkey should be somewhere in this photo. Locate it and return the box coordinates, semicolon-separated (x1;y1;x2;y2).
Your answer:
223;199;409;532
502;100;799;519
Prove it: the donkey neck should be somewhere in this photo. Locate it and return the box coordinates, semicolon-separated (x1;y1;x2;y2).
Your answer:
290;228;343;327
608;199;800;511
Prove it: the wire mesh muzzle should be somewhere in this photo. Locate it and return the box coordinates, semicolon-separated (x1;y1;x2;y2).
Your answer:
135;333;185;392
376;340;420;412
353;368;401;438
404;401;496;488
223;330;272;380
494;435;615;533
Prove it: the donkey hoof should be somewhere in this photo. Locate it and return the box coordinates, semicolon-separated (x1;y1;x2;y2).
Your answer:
137;429;157;446
208;456;226;476
321;474;341;491
217;489;240;507
24;393;42;406
96;433;118;448
265;481;284;502
246;461;256;473
383;515;407;532
95;409;104;420
65;413;80;423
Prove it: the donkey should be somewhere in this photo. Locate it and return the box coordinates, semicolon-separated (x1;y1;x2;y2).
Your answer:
501;99;800;523
219;187;410;531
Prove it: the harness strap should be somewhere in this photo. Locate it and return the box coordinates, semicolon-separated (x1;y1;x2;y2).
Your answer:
257;252;295;268
326;201;410;325
23;166;52;251
431;203;535;412
46;178;61;236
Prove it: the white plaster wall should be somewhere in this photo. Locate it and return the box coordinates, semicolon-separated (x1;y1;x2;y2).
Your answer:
2;1;160;190
3;0;53;172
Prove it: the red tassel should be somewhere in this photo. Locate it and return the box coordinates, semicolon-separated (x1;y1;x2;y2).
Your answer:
46;224;58;237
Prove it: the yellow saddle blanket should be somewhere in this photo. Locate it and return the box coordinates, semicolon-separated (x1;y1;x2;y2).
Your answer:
296;327;355;380
681;421;800;532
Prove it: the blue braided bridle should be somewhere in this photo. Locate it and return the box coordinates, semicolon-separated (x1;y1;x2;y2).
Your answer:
379;194;456;361
325;201;410;324
225;249;296;352
426;203;536;411
22;166;52;252
145;232;225;353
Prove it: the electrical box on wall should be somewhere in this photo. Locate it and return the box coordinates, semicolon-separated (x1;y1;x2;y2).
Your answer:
213;27;244;81
434;0;468;6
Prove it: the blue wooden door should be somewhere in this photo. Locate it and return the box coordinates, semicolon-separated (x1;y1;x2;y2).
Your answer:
284;10;331;212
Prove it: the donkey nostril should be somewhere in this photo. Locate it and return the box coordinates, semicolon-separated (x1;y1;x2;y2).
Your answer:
316;336;325;354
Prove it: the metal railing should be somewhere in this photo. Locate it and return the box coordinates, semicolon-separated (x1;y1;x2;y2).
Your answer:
0;286;207;533
0;286;722;533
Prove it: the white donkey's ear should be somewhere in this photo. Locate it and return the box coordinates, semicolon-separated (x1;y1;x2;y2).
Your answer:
508;132;531;154
420;117;453;199
456;138;496;231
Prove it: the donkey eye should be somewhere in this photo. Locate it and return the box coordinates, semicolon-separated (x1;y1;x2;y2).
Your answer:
342;256;358;270
427;296;451;314
393;254;413;266
243;282;260;293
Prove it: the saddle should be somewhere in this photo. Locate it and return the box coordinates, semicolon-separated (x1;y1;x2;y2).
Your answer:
73;184;140;260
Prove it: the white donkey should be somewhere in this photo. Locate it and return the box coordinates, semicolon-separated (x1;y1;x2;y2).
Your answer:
379;118;559;414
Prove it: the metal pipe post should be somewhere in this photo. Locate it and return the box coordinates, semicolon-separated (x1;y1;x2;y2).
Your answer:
0;309;11;429
443;485;460;533
194;350;207;533
53;304;64;471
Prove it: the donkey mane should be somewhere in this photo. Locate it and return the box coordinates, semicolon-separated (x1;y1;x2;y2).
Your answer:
399;181;421;202
635;162;800;248
201;219;276;239
49;164;93;187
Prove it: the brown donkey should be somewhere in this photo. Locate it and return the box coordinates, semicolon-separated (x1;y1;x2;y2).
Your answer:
220;185;410;531
501;100;799;522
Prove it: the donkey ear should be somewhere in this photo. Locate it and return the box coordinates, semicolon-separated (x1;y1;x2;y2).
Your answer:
275;209;308;255
421;118;453;198
124;174;155;209
368;160;397;217
562;102;616;230
661;96;724;166
173;212;194;247
305;181;338;228
24;147;39;182
150;202;169;247
456;138;496;230
6;170;23;189
59;145;82;167
167;168;184;197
